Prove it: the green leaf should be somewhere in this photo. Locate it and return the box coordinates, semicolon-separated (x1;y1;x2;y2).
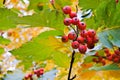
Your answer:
0;8;18;30
84;56;96;63
17;9;65;31
52;51;69;68
0;0;4;7
0;48;4;54
78;0;100;9
0;36;10;45
95;0;116;28
11;30;65;69
98;27;120;48
89;64;120;71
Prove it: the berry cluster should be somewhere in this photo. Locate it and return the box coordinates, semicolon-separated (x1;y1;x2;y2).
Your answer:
92;52;106;65
105;48;120;63
24;68;44;80
92;48;120;65
61;6;99;54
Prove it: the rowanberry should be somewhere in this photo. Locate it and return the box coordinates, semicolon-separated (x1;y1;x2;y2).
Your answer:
61;35;68;42
72;17;79;25
104;48;110;54
69;12;77;18
78;44;87;54
93;36;99;43
87;44;95;49
114;50;120;55
62;6;71;14
63;18;72;26
77;22;86;30
71;41;79;49
86;36;93;45
94;52;99;56
68;32;76;40
107;55;113;61
77;36;84;44
87;29;96;38
25;74;29;79
101;60;106;65
80;30;88;38
116;0;119;3
98;56;103;62
113;57;119;63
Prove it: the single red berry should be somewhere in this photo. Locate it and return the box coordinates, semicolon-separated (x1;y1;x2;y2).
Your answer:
50;0;54;5
92;58;99;63
71;41;79;49
39;70;44;75
80;30;88;38
63;18;72;26
77;22;86;30
112;54;117;58
87;29;96;38
116;0;119;3
107;55;113;61
69;12;77;18
104;48;109;54
114;50;120;55
87;44;95;49
98;56;103;62
78;45;87;54
72;17;79;25
25;74;29;79
34;70;38;74
68;32;76;40
114;57;119;63
86;36;93;45
28;73;33;78
101;60;106;65
94;52;99;56
93;36;99;43
61;35;68;42
77;36;85;44
62;6;71;14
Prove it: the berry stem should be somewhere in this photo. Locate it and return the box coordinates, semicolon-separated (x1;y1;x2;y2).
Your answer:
68;50;76;80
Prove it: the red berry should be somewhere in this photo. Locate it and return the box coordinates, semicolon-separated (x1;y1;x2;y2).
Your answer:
63;18;72;26
104;48;109;53
34;70;38;74
107;55;113;61
114;50;120;55
69;12;77;18
86;36;93;45
78;45;87;54
98;56;103;62
62;6;71;14
68;32;76;40
87;29;96;38
25;74;29;79
92;58;97;62
112;54;117;58
77;22;86;30
39;70;44;75
114;57;119;63
93;36;99;43
95;52;99;56
72;17;79;25
28;73;33;78
101;60;106;65
87;44;95;49
50;0;54;4
71;41;79;49
116;0;119;3
77;36;85;44
61;35;68;42
80;30;88;38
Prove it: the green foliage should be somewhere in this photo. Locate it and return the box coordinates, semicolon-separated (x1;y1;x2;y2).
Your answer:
0;8;18;30
0;48;4;54
11;30;70;69
0;36;10;45
98;27;120;48
79;0;100;9
89;64;120;71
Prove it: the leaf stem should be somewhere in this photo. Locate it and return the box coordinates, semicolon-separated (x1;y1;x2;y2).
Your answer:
68;50;76;80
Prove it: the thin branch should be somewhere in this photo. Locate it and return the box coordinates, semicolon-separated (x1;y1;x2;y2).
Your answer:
68;50;76;80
